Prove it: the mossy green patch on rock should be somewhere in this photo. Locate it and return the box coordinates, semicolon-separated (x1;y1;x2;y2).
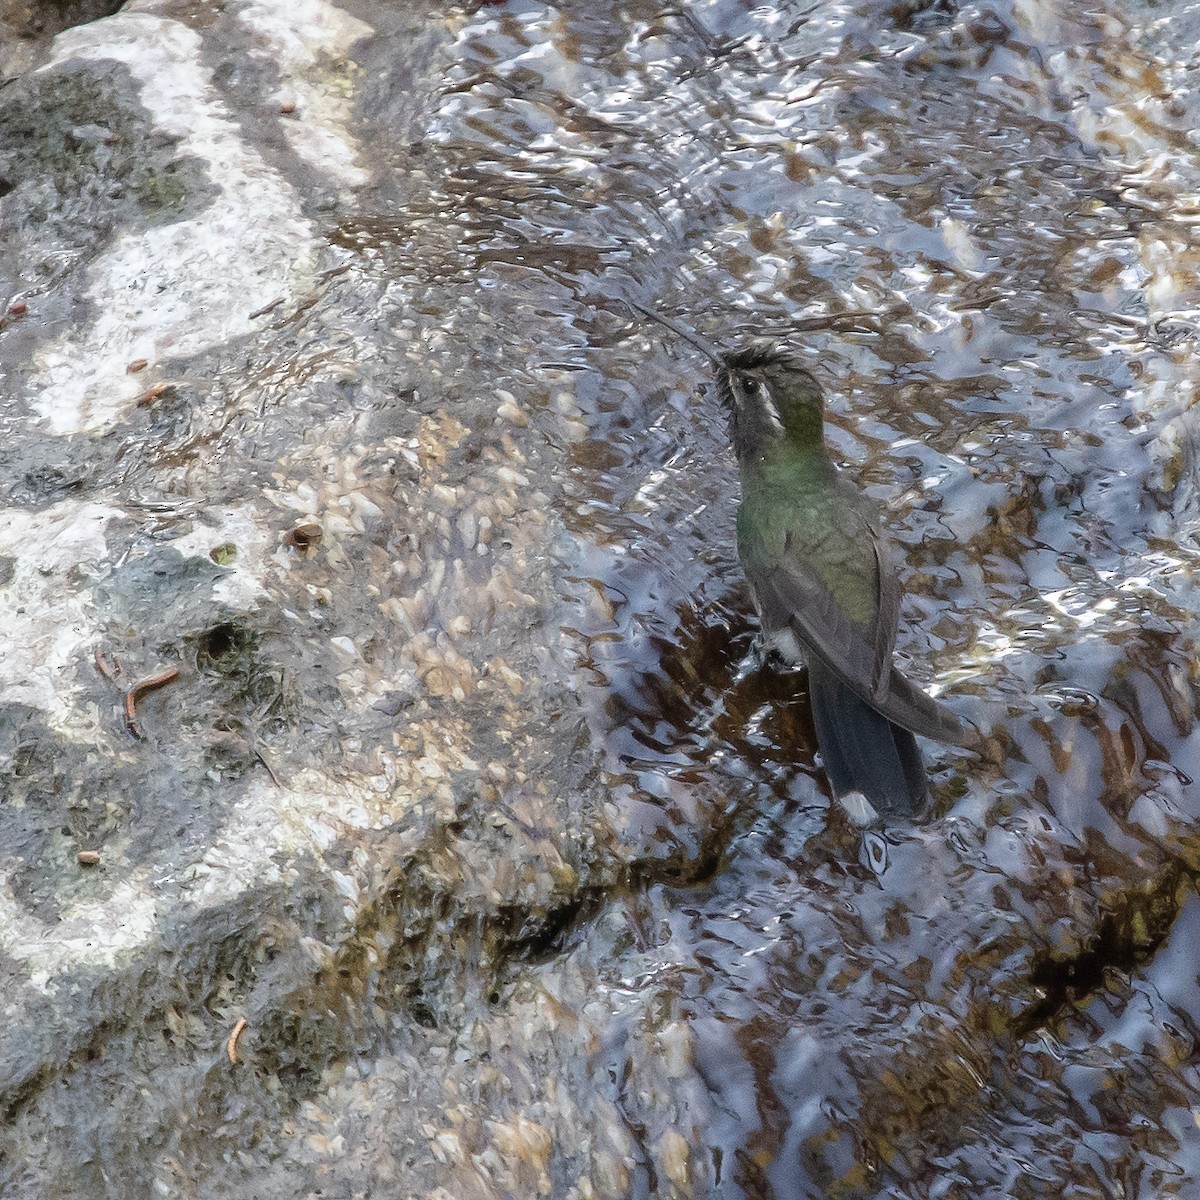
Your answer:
0;61;214;263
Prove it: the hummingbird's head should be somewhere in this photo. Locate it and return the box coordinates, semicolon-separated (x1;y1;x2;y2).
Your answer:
718;347;826;461
622;301;826;459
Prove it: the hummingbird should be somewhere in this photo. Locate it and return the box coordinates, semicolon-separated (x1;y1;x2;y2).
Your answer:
628;302;977;821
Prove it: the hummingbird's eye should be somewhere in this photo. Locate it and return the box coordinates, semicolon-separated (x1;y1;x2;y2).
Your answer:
740;375;760;395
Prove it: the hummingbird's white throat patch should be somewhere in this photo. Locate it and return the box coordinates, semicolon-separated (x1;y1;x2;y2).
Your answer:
735;374;784;434
763;392;784;433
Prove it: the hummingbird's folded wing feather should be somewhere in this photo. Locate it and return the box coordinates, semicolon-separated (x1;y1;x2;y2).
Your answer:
750;553;891;708
864;522;900;703
744;498;897;702
880;663;979;748
747;529;975;748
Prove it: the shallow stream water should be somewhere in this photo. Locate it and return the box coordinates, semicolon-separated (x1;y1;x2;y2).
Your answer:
407;2;1200;1194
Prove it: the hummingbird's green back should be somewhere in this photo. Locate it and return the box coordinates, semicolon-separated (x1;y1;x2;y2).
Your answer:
736;431;883;634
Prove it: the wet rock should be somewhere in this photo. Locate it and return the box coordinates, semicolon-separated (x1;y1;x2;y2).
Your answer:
0;1;123;82
2;1;1200;1197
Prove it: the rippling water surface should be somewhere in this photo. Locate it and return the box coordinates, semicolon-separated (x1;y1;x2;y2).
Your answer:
366;1;1200;1195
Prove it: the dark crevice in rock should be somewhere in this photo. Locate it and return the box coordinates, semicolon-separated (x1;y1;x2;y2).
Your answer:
0;1062;51;1128
499;886;610;967
634;828;731;889
327;839;620;1032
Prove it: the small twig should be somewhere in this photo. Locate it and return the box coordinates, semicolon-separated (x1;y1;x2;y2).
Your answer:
93;648;123;681
136;381;177;408
254;747;283;789
227;1017;247;1065
122;667;181;739
792;308;882;333
248;297;284;319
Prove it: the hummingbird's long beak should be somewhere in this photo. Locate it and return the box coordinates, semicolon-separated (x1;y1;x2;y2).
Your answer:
623;300;724;368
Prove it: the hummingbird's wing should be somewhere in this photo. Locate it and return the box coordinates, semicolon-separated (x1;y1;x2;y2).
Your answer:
741;498;976;748
864;521;900;704
880;662;979;748
858;521;976;746
742;495;895;699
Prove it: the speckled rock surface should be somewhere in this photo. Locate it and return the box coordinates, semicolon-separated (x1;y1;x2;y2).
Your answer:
2;1;1200;1197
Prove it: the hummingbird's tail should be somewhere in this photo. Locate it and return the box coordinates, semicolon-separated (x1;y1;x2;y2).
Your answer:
807;659;927;819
